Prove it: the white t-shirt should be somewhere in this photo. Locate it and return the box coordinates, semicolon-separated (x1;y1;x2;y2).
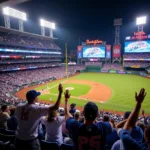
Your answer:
15;103;50;140
41;116;65;145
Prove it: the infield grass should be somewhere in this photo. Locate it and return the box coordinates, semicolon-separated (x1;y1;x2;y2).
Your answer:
36;73;150;113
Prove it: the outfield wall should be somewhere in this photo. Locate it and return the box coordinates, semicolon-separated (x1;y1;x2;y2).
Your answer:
85;65;101;72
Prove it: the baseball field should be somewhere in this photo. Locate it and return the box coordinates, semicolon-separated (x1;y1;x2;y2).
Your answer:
16;73;150;114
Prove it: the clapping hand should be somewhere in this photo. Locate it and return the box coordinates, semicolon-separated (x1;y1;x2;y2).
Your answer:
135;88;146;104
58;84;63;94
64;90;71;102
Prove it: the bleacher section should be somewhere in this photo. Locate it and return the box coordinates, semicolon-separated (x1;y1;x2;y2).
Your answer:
124;54;150;69
0;27;62;72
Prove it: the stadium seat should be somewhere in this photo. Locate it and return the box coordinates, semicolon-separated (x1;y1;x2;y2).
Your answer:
0;129;15;135
0;133;15;150
61;143;74;150
40;140;60;150
0;133;15;142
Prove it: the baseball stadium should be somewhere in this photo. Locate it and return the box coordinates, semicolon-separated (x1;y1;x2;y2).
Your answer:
0;1;150;150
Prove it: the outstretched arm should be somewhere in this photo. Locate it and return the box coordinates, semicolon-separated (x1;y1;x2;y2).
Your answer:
116;119;127;128
64;90;72;119
51;84;63;110
123;88;146;131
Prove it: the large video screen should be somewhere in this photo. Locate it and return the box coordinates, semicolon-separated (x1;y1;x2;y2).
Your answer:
125;40;150;53
83;46;105;58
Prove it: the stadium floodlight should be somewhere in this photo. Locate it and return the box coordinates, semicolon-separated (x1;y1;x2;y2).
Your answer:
136;16;147;25
40;19;55;29
2;7;27;21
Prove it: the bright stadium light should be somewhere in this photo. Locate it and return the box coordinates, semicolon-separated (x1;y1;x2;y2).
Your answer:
2;7;27;21
40;19;55;29
136;16;147;25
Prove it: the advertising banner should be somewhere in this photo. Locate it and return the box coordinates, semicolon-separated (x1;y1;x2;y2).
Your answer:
77;46;82;52
106;45;111;58
77;46;82;58
113;44;121;58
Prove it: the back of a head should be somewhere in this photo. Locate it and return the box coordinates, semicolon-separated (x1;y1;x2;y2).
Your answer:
9;106;16;116
123;111;131;120
74;112;80;120
47;108;58;122
1;105;8;112
84;102;98;121
136;122;145;132
131;126;144;143
103;114;110;122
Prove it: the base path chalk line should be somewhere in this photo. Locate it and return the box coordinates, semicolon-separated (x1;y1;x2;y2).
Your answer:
48;92;104;103
46;92;132;109
40;80;68;93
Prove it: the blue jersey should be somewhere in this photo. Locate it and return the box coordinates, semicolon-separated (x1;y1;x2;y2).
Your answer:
119;129;150;150
66;117;112;150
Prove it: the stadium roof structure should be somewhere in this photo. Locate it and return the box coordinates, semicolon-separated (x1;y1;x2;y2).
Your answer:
0;0;30;8
0;26;58;40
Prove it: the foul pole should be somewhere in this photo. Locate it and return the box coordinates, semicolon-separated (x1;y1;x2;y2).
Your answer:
65;43;68;77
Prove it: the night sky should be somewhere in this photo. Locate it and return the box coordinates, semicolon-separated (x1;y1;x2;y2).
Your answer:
0;0;150;52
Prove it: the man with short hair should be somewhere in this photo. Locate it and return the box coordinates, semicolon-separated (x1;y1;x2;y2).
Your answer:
103;114;110;122
0;105;10;129
66;99;112;150
15;84;63;150
74;112;80;121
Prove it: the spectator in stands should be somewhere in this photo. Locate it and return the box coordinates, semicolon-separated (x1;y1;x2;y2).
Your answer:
103;114;119;149
66;100;112;150
0;105;10;129
69;103;76;117
15;84;63;150
112;109;144;150
40;89;71;146
103;114;110;122
74;112;80;121
119;88;150;150
7;106;18;130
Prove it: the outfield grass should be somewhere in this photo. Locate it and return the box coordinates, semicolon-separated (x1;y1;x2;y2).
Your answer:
36;73;150;113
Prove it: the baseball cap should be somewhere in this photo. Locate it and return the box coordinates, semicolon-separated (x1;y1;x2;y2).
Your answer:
84;102;98;121
26;90;41;102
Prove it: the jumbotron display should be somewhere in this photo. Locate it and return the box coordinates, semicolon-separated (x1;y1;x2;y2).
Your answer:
83;46;105;58
125;40;150;53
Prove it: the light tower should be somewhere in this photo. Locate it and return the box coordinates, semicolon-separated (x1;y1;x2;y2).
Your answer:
113;18;122;63
2;7;27;32
40;19;55;38
136;16;147;32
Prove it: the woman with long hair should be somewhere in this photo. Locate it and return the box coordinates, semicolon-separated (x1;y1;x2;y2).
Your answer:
41;87;72;146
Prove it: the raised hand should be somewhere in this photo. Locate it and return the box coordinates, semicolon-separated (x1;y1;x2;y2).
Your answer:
64;90;71;102
135;88;146;104
58;84;63;94
142;109;145;116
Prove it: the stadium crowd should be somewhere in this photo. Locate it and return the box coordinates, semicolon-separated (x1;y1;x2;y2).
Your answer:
0;58;62;64
101;64;124;71
85;62;103;66
124;54;150;59
0;84;149;150
0;32;60;50
0;63;61;71
0;65;85;105
124;62;150;68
